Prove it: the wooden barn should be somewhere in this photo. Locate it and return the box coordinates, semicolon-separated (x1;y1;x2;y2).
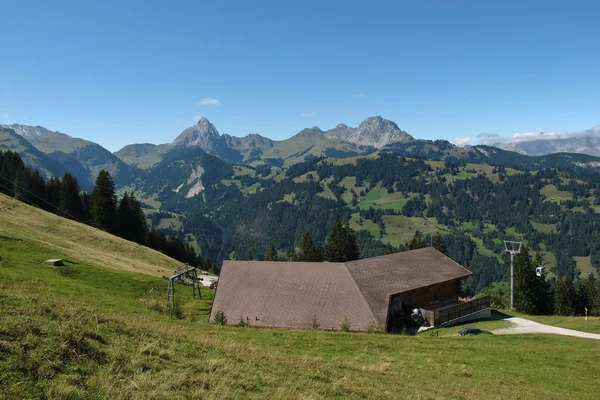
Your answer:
210;248;490;332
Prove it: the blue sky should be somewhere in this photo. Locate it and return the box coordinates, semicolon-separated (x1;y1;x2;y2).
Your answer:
1;0;599;151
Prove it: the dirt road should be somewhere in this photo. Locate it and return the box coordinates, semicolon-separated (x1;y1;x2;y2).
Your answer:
493;316;600;340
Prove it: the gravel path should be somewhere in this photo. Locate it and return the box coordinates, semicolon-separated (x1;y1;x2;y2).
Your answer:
493;316;600;340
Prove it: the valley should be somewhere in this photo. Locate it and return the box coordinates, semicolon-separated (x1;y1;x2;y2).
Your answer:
3;116;600;296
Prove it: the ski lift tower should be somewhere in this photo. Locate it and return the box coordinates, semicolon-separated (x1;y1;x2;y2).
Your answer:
166;264;202;317
503;240;522;310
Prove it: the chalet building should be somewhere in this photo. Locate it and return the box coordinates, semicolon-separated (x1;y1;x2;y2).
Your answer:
210;247;490;332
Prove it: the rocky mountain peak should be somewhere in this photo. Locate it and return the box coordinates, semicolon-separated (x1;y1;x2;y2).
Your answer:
197;116;211;126
173;118;221;148
324;116;412;148
358;116;400;132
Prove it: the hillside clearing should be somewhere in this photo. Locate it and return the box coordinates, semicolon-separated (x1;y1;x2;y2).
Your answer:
540;184;572;203
575;256;599;279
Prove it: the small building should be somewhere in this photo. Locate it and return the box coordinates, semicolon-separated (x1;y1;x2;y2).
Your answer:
210;248;490;332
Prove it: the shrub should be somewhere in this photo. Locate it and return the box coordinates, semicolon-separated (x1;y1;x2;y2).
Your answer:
366;324;383;334
340;316;351;332
236;316;249;327
213;310;227;325
312;314;320;330
172;300;184;319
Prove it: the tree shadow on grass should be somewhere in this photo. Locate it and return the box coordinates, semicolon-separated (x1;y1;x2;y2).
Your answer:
0;234;22;242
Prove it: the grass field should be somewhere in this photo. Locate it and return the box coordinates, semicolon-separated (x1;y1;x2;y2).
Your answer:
233;165;256;177
157;216;183;230
575;256;599;279
381;216;442;247
540;184;572;203
442;171;478;183
467;234;500;259
2;193;600;399
349;212;380;239
357;187;411;212
324;152;379;166
530;220;557;234
431;317;514;337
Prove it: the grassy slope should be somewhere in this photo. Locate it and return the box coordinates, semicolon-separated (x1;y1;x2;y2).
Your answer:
262;135;368;167
381;216;443;247
0;193;177;277
2;195;600;398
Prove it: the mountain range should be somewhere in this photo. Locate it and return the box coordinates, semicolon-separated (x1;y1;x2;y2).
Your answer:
1;124;138;189
486;125;600;157
3;117;600;193
3;115;600;286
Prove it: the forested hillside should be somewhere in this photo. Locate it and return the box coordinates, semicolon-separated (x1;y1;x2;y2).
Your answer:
5;118;600;298
0;150;215;272
129;149;600;297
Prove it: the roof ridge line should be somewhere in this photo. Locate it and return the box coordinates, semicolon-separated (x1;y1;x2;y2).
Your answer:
342;261;379;327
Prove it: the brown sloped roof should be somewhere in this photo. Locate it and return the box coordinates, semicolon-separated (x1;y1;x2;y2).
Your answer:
210;261;378;330
210;248;471;330
345;247;472;326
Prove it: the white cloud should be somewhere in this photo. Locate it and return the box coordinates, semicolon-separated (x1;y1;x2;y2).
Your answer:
452;137;472;147
478;125;600;145
196;98;221;106
300;112;317;118
352;93;367;99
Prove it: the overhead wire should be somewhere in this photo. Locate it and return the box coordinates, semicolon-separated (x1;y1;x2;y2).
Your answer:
0;173;87;224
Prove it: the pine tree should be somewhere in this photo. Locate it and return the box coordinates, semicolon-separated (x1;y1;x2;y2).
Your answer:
91;170;117;232
432;232;447;254
80;192;92;222
341;222;360;261
324;219;360;262
45;176;62;210
116;192;148;244
245;248;254;261
59;173;84;221
128;192;148;244
297;233;321;262
265;243;278;261
553;277;575;316
533;252;546;270
385;243;394;255
574;279;598;315
408;230;426;250
514;246;547;314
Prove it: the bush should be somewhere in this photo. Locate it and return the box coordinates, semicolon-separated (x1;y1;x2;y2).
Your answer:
312;314;320;330
236;316;249;327
340;316;351;332
172;300;184;319
212;310;227;325
366;324;383;334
